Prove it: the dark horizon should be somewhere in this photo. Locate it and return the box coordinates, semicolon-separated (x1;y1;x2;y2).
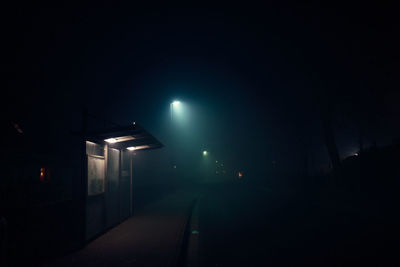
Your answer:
3;3;400;183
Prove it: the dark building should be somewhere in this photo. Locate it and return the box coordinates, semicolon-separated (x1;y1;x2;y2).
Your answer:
0;114;162;265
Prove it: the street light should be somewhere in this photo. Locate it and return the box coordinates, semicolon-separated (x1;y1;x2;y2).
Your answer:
170;100;180;121
169;100;181;176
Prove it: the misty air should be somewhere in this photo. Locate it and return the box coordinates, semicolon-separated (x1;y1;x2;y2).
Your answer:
1;3;400;267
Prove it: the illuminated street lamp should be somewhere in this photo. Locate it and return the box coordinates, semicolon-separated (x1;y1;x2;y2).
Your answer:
169;100;181;175
170;100;180;121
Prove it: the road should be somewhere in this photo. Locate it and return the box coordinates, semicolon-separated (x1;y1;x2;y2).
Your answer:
192;183;400;266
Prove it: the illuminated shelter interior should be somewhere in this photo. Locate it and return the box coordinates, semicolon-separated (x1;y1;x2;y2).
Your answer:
84;123;163;240
86;123;163;151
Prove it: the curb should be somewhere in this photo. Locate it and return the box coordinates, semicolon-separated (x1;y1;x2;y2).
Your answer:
169;196;200;267
181;196;201;267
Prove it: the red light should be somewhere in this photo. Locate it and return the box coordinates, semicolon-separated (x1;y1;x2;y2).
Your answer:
238;172;243;179
40;168;50;183
40;168;45;182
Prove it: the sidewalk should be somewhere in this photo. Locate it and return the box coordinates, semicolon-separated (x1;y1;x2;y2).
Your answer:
43;191;198;267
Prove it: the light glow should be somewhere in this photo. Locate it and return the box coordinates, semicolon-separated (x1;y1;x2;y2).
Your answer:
105;136;135;143
203;150;208;156
40;167;50;183
40;168;45;182
172;100;180;107
86;141;97;145
135;145;150;150
127;145;150;151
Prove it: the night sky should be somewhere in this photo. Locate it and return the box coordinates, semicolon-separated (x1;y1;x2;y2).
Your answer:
3;3;400;183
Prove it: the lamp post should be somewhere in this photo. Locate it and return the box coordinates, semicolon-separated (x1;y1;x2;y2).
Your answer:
202;149;211;182
170;100;180;122
169;100;180;175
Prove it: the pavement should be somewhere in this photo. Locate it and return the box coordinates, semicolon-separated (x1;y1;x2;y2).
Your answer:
42;190;199;267
26;182;400;267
